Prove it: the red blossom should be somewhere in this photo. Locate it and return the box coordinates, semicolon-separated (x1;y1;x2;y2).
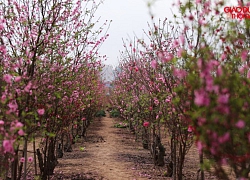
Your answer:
143;122;150;127
82;117;86;121
187;125;194;132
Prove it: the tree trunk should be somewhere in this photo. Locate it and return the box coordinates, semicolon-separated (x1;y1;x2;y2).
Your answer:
33;137;37;175
23;138;28;180
11;147;19;180
200;151;204;180
172;130;177;180
36;149;44;175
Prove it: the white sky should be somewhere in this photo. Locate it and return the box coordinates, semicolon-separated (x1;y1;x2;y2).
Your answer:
94;0;176;66
94;0;239;67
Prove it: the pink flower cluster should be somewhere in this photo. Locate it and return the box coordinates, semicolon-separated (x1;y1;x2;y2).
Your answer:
19;157;33;163
143;122;150;127
3;140;14;153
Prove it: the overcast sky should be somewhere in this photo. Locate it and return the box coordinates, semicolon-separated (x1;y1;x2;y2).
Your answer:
94;0;238;67
94;0;176;66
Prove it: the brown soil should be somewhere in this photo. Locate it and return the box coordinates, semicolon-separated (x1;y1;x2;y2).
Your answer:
46;115;228;180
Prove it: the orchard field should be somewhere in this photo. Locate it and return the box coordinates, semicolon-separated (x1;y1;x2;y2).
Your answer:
0;0;250;180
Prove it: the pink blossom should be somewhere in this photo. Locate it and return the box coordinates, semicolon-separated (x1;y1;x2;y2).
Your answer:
18;129;25;136
218;94;229;104
198;118;206;126
82;117;86;121
16;88;21;95
220;158;228;165
241;50;248;61
0;22;3;30
1;94;6;102
158;77;164;82
154;99;159;105
165;99;171;103
148;106;153;111
177;48;183;57
239;66;245;74
205;77;214;92
210;146;217;155
24;81;32;92
15;76;22;82
162;53;173;63
143;122;150;127
217;105;230;115
235;120;245;129
196;141;203;154
179;35;185;45
187;125;194;132
222;88;229;94
173;68;187;79
157;51;164;59
3;140;14;153
173;40;179;48
198;18;206;25
3;74;12;84
248;71;250;79
8;100;18;112
211;131;218;139
204;1;211;9
28;157;33;162
197;58;202;69
194;89;210;106
37;109;45;115
20;157;25;163
218;132;230;143
220;53;226;61
0;45;6;55
0;120;4;125
151;60;157;69
239;178;247;180
213;85;219;94
15;122;23;128
217;66;223;76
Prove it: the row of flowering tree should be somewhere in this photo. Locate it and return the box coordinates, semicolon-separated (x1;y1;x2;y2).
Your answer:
112;19;194;179
0;0;108;179
112;0;250;179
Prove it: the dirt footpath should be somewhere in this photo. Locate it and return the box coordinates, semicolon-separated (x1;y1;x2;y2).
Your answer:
53;115;152;180
52;115;221;180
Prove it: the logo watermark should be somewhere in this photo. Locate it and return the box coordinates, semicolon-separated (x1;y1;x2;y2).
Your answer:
224;6;250;19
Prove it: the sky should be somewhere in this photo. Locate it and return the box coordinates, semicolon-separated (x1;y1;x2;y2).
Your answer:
94;0;176;67
94;0;239;67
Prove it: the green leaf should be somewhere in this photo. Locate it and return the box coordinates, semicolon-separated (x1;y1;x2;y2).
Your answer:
54;92;61;99
46;132;56;137
80;147;85;151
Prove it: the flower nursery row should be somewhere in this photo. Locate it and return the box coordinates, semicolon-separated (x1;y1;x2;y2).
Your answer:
0;0;109;179
110;0;250;179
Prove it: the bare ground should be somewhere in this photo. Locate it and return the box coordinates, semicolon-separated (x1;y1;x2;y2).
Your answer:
48;115;229;180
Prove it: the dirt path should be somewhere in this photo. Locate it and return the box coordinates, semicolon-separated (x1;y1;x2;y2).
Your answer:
50;114;224;180
21;113;233;179
53;115;151;180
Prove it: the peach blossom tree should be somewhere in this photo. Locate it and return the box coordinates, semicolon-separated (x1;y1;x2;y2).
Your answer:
0;0;108;179
174;0;250;179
